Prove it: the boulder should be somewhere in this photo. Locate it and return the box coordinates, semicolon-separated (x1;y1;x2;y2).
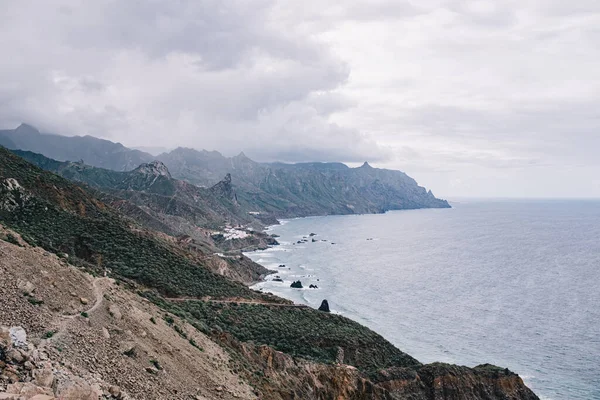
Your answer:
9;327;27;348
108;305;122;320
17;280;35;295
309;284;318;289
318;300;330;313
290;281;303;289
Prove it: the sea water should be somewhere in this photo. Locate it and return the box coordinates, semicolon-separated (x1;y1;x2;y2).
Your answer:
247;200;600;400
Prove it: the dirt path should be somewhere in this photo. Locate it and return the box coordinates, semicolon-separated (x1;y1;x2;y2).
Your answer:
40;277;110;346
165;297;308;308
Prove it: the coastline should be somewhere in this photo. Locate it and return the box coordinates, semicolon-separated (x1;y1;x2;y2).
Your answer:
241;206;591;400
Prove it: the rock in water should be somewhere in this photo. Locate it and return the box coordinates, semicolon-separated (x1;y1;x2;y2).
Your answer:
318;300;330;313
290;280;303;289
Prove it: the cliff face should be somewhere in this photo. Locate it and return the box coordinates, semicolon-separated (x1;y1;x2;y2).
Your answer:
219;335;538;400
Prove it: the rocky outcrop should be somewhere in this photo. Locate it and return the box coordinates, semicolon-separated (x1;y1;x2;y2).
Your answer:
290;281;303;289
132;161;171;179
209;174;236;202
318;300;330;312
1;326;105;400
217;334;538;400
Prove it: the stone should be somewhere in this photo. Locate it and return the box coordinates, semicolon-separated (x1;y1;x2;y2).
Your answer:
34;366;55;388
17;280;35;295
108;305;122;320
9;327;27;348
55;377;101;400
0;394;21;400
80;298;89;305
108;385;121;398
318;300;330;313
30;396;56;400
101;327;110;339
7;349;24;363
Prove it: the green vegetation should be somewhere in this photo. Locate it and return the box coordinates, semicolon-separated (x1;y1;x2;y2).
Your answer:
149;359;162;370
173;324;187;339
189;338;203;351
123;347;136;358
4;233;20;246
150;317;156;324
44;330;56;339
27;297;44;306
0;147;258;300
146;294;420;375
80;312;89;318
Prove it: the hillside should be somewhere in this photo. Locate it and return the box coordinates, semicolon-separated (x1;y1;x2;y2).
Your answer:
0;146;539;399
11;150;277;257
1;124;450;219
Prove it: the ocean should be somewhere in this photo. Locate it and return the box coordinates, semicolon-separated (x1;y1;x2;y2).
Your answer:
246;200;600;400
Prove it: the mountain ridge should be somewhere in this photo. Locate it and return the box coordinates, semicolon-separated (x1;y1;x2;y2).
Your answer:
0;123;450;219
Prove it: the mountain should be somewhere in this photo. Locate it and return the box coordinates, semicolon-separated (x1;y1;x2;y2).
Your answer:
11;150;275;258
159;148;449;217
1;124;449;220
0;147;539;399
0;123;154;171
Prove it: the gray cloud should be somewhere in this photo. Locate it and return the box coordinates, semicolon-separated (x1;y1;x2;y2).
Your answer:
1;0;599;197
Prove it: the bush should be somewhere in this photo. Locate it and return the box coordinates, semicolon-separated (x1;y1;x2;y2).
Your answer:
4;233;20;246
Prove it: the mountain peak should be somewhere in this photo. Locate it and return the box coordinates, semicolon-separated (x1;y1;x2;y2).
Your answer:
133;160;171;178
15;123;40;135
360;161;372;169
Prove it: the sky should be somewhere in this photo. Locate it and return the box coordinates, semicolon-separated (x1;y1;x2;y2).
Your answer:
1;1;599;198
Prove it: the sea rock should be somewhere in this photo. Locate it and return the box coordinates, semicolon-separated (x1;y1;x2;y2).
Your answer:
309;233;317;237
290;281;303;289
309;284;318;289
278;264;286;268
318;300;330;313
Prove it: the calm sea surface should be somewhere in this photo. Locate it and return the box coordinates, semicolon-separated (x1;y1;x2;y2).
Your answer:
247;200;600;400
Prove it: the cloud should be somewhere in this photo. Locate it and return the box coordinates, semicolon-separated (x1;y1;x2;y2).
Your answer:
1;0;599;197
0;0;388;163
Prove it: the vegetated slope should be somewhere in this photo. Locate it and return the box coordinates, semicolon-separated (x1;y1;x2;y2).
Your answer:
0;146;253;299
12;149;256;230
0;149;539;400
12;150;278;258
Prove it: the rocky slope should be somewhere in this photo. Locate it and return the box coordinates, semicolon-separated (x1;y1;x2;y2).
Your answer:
1;227;539;400
0;148;539;399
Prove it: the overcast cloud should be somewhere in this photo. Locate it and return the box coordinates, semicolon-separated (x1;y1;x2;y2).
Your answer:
1;0;599;197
